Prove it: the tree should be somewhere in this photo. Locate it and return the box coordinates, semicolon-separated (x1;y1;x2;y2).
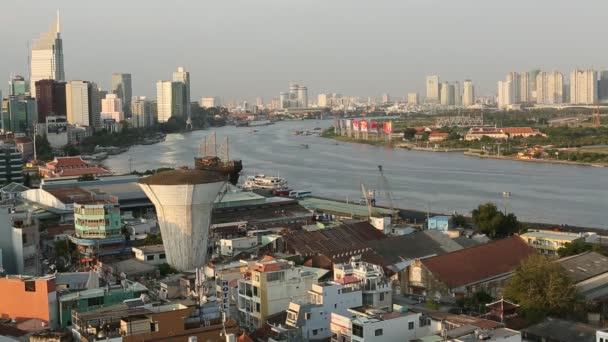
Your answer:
35;135;54;161
557;240;601;258
62;145;80;156
403;128;417;140
452;214;469;228
504;254;580;322
456;290;493;315
471;203;520;238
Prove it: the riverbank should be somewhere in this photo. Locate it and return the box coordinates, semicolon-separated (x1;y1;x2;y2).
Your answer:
463;150;606;167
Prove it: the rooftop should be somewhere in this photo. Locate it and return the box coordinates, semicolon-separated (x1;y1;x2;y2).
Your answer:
558;252;608;283
521;231;582;241
133;244;165;254
45;187;92;204
138;169;227;185
366;230;463;265
298;197;395;218
421;236;537;288
522;317;597;342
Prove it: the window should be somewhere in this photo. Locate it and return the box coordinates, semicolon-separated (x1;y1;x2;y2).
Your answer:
253;286;259;296
266;271;285;282
334;304;337;309
87;297;104;306
408;321;415;330
375;329;383;336
159;253;166;260
313;329;318;336
419;316;431;327
255;303;260;312
379;293;385;301
24;281;36;292
147;255;155;261
305;313;311;320
352;324;363;338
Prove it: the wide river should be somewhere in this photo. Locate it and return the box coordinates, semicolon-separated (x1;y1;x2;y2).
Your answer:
105;120;608;228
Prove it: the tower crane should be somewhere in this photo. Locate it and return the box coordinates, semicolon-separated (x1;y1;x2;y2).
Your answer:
377;165;397;219
361;182;373;219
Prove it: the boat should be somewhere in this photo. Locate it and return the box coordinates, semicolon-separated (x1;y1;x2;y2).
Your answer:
194;133;243;185
300;144;309;149
272;187;292;196
241;174;288;191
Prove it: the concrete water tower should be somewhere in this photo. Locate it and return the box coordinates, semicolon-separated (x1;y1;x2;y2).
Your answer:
138;169;227;271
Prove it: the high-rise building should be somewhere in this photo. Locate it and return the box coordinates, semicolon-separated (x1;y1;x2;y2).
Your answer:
90;85;103;129
536;71;564;105
381;93;390;104
9;75;29;96
297;86;308;108
407;93;419;105
138;169;228;271
454;81;462;106
111;73;132;117
1;96;37;133
280;84;308;109
529;69;541;102
256;97;264;108
599;70;608;104
570;69;598;105
497;80;513;109
426;75;440;103
506;72;521;103
520;72;530;102
30;13;65;98
317;94;329;107
440;82;455;106
172;67;191;118
66;81;100;127
100;94;124;123
156;81;184;123
35;80;66;122
131;96;154;128
462;80;475;107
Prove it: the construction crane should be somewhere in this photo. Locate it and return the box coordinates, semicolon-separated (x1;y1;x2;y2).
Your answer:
377;165;396;219
361;182;373;219
593;106;601;128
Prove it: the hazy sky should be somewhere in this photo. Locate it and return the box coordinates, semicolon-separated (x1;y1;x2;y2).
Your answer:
1;0;607;103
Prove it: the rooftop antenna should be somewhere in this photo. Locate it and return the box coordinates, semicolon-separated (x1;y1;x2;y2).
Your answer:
56;10;60;33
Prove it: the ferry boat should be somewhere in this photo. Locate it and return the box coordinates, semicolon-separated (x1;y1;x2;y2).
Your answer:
241;174;288;191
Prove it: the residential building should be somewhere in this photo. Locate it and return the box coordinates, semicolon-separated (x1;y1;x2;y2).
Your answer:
0;142;24;184
68;190;126;264
334;256;392;308
100;93;124;122
454;81;462;106
111;73;132;117
30;14;65;98
172;66;191;118
0;136;32;164
220;236;258;256
536;71;564;104
0;275;58;328
280;84;309;109
0;208;40;275
406;236;537;298
570;69;598;104
35;79;67;122
462;80;475;107
9;75;29;96
428;132;449;142
132;245;166;265
520;230;583;256
285;281;362;340
506;72;521;103
382;93;390;104
58;280;147;327
201;96;221;108
70;302;237;342
237;257;317;329
38;156;110;178
497;80;512;109
426;75;440;103
407;93;419;105
520;71;530;102
427;215;452;232
131;96;154;128
65;81;90;126
440;81;455;106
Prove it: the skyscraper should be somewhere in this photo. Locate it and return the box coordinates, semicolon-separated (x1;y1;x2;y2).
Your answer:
382;93;390;104
2;96;37;133
407;93;419;105
35;79;66;122
570;69;598;105
454;81;462;106
536;71;564;105
529;69;541;102
506;72;521;103
497;80;513;109
426;75;440;103
599;71;608;104
156;81;184;123
30;13;65;98
101;94;124;123
66;80;100;127
111;73;132;117
520;72;530;102
440;82;455;106
462;80;475;107
131;96;154;128
172;67;191;118
9;75;29;96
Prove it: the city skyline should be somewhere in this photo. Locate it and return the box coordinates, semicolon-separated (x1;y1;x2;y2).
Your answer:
1;0;608;102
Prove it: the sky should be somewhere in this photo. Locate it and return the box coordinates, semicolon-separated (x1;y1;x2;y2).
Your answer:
1;0;607;103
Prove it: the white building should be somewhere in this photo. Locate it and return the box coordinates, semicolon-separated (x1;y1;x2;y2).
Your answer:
462;80;475;107
30;13;65;97
201;97;221;108
536;71;564;105
334;256;392;308
0;207;41;276
570;69;598;105
426;75;440;103
331;307;425;342
219;236;258;256
497;80;513;109
156;81;178;123
280;84;308;109
132;245;166;265
407;93;419;105
66;81;91;126
131;96;154;128
101;93;124;123
520;72;530;102
285;281;362;340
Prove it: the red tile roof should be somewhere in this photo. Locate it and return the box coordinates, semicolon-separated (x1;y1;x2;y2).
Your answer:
501;127;536;134
335;275;360;285
429;132;449;137
421;236;536;288
45;187;92;204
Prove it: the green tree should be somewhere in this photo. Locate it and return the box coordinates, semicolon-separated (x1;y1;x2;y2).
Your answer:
62;145;80;156
403;128;417;140
142;233;163;246
504;254;580;322
452;214;469;228
471;203;520;238
456;290;493;315
557;240;601;258
35;135;54;161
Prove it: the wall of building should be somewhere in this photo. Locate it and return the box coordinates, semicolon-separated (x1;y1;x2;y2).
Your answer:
352;313;423;342
0;277;57;328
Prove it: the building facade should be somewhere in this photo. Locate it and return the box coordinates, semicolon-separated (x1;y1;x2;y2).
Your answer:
426;75;440;103
35;79;67;122
100;93;124;123
0;275;58;328
111;73;132;117
30;14;65;98
462;80;475;107
131;96;154;128
536;71;564;104
172;67;191;118
570;69;598;105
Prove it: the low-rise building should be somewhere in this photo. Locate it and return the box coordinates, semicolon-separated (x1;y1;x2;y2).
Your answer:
520;230;584;256
464;126;545;141
334;256;392;308
132;244;166;265
428;132;449;142
427;215;453;232
406;236;536;298
237;257;317;329
220;236;258;257
0;275;58;329
522;317;596;342
38;156;110;179
0;207;41;276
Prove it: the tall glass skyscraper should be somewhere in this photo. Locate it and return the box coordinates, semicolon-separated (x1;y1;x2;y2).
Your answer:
111;73;132;117
30;12;65;98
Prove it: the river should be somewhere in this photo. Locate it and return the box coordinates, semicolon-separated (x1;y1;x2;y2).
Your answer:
105;120;608;229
